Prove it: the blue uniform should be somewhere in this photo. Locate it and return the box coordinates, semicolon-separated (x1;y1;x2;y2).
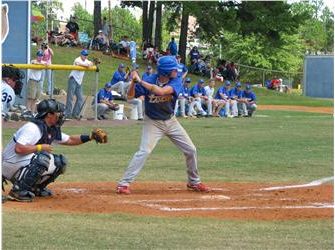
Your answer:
189;84;205;97
135;73;182;120
215;86;230;100
177;63;188;78
142;72;153;81
110;70;127;85
167;41;178;56
180;85;190;98
228;87;243;100
242;90;256;102
97;88;113;103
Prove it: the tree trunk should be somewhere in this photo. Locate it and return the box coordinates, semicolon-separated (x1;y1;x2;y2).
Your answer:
154;1;162;50
93;1;101;37
147;0;155;44
142;1;149;45
179;4;189;64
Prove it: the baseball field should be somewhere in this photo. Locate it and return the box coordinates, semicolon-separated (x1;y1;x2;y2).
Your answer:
2;47;334;249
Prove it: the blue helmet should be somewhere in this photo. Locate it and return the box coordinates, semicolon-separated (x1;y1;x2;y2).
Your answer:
157;56;178;77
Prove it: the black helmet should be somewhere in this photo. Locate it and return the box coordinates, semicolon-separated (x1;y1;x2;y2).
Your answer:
35;99;66;125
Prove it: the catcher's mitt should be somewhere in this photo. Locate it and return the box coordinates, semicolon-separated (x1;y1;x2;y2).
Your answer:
91;128;108;144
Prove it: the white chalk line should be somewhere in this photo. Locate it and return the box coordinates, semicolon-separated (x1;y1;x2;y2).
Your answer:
260;176;334;191
63;188;87;193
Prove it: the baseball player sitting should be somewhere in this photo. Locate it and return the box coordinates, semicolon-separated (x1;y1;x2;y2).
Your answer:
93;82;119;120
2;99;107;202
116;56;210;194
174;77;192;118
227;82;242;117
2;65;25;120
241;84;257;117
110;63;131;99
214;80;232;117
188;79;207;117
203;79;217;117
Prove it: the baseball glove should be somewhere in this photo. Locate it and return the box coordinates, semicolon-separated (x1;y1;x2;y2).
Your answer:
91;128;108;144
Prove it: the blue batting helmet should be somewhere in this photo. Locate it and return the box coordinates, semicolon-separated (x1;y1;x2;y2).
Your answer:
157;56;178;77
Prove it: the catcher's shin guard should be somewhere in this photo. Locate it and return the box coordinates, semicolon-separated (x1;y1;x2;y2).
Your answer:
34;154;68;196
8;151;50;201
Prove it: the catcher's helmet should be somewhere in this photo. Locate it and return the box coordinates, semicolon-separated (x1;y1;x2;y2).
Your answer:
35;99;65;123
157;56;178;77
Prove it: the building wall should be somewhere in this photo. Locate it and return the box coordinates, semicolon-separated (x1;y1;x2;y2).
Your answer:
303;55;334;99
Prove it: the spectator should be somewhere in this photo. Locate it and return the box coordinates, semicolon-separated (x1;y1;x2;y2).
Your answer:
189;46;200;65
65;16;79;42
226;62;238;82
110;63;131;98
94;30;109;51
40;42;54;95
174;77;192;118
176;55;188;79
142;65;154;81
167;37;178;56
214;80;231;117
94;82;119;120
188;79;207;117
101;16;110;38
119;36;129;56
65;49;93;119
228;82;243;117
269;76;281;90
27;50;47;112
241;84;257;117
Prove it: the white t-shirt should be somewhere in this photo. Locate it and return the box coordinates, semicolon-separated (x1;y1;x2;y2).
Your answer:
69;56;93;85
204;85;215;98
28;59;46;81
1;80;15;114
2;122;70;162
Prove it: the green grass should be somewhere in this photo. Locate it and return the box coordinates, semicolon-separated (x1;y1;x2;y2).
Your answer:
34;45;333;107
3;212;333;250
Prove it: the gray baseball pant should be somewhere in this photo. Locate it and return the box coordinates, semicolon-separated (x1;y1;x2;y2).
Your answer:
118;116;201;186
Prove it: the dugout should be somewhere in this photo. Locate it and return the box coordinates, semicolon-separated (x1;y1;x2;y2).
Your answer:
303;55;334;99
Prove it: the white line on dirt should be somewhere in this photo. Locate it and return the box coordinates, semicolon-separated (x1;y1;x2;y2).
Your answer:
260;177;334;191
63;188;87;193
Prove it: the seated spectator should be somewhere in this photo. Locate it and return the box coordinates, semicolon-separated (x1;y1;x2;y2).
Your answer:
189;46;201;65
213;80;230;117
188;79;207;117
241;84;257;117
119;36;129;56
142;65;154;81
153;47;161;64
174;77;192;118
65;16;79;42
94;30;109;51
226;62;238;82
228;82;243;117
110;63;131;99
93;82;119;120
269;76;281;90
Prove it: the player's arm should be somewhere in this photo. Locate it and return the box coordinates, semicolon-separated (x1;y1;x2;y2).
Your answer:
15;143;53;154
133;72;174;96
61;135;86;146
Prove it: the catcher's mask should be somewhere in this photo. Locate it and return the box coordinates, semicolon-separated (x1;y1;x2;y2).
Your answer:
35;99;66;126
2;65;25;97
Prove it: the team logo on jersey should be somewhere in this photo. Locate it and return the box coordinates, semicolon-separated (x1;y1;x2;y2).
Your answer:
148;94;173;103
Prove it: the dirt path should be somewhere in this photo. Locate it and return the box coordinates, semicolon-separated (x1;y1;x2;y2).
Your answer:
3;182;333;221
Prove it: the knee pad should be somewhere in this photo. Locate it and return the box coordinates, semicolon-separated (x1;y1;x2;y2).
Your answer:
53;154;68;174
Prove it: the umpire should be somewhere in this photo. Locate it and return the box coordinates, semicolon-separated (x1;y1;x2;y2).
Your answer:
2;99;106;202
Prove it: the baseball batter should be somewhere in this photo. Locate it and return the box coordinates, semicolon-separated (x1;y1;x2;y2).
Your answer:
2;99;107;202
116;56;210;194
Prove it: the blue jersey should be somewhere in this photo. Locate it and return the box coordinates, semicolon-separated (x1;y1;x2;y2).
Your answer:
168;41;178;56
189;84;205;97
179;85;190;98
97;88;113;103
190;50;200;61
177;63;188;78
229;87;243;100
135;73;182;120
111;70;126;85
215;86;229;100
142;72;153;81
242;91;256;102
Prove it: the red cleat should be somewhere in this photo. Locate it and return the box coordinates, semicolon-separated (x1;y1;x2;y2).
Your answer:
116;185;131;194
187;183;210;192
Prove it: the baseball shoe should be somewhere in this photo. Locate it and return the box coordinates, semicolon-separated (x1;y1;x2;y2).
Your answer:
33;187;53;197
7;189;35;202
187;183;210;192
116;185;131;194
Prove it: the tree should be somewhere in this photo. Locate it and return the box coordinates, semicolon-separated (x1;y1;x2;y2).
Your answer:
142;1;149;44
154;1;162;49
178;4;189;63
93;1;102;37
72;3;93;37
147;1;155;44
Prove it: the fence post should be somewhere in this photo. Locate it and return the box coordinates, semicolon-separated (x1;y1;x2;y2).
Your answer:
94;70;99;121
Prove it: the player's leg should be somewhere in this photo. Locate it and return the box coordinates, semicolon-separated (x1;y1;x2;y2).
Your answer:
97;103;109;118
65;77;76;117
174;99;180;116
117;119;165;188
179;98;187;117
72;82;84;118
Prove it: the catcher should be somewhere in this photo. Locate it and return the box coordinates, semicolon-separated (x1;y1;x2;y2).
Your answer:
2;99;107;202
93;82;119;120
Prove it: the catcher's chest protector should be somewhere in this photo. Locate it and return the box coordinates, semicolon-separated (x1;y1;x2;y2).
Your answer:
31;119;62;145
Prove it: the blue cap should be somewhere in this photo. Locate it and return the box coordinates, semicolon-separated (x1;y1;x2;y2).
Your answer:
157;56;178;76
246;84;252;90
105;82;112;88
236;82;242;87
119;63;125;68
185;77;191;83
225;80;231;86
198;79;205;84
81;49;89;56
37;50;44;57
